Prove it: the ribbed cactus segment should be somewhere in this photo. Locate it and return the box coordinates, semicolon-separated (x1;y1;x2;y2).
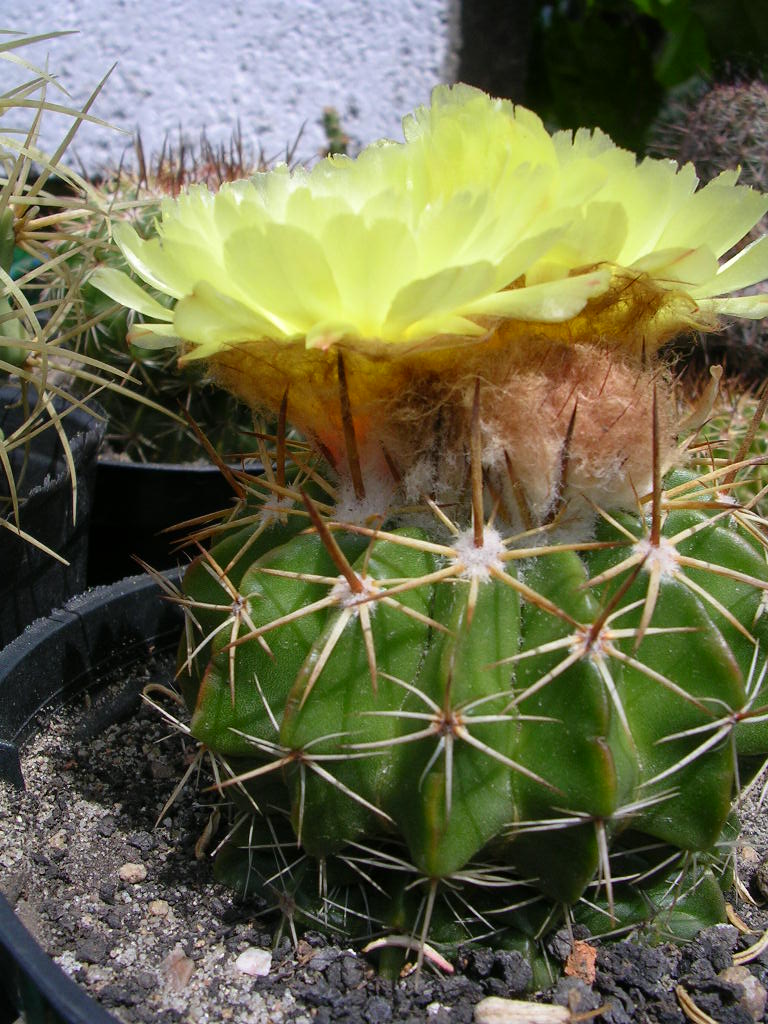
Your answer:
385;573;521;879
504;548;637;905
280;528;440;857
176;440;768;968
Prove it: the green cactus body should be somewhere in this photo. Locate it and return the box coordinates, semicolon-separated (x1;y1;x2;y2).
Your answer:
279;529;440;857
503;548;637;905
176;445;768;970
386;573;521;879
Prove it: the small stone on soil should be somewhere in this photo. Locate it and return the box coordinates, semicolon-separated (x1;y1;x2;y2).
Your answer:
473;997;570;1023
718;966;768;1021
235;947;272;977
119;861;148;884
162;943;195;991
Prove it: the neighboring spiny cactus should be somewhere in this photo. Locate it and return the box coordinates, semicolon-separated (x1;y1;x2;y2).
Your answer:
649;79;768;207
649;79;768;386
698;384;768;516
66;131;268;461
95;85;768;976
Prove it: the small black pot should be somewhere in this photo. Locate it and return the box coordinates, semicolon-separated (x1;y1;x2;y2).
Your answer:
87;458;247;586
0;387;106;647
0;571;182;1024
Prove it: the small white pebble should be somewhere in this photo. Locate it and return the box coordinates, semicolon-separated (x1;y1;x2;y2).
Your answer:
163;944;194;991
118;862;147;884
110;946;137;966
148;899;169;917
474;997;571;1024
234;947;272;977
48;829;69;851
719;966;768;1021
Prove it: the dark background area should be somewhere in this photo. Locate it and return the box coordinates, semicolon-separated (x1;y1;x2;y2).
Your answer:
459;0;768;152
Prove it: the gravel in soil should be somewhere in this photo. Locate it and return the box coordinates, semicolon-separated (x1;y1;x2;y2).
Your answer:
2;653;768;1023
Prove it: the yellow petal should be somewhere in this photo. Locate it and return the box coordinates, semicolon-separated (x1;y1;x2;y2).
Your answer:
224;222;341;335
174;281;284;347
113;222;211;300
90;266;173;321
698;293;768;319
126;324;179;348
656;177;768;257
630;246;719;286
385;262;498;335
320;213;418;333
462;268;612;321
693;235;768;297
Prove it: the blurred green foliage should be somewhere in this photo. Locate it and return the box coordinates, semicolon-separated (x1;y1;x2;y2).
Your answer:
526;0;768;150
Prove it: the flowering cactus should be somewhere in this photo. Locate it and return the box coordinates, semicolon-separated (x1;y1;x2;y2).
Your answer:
95;85;768;971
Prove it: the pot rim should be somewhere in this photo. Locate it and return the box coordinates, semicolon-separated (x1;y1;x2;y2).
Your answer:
0;569;183;1024
97;455;262;474
0;386;106;513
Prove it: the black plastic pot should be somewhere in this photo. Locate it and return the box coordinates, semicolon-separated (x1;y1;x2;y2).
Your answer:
0;387;106;647
0;571;183;1024
87;458;248;586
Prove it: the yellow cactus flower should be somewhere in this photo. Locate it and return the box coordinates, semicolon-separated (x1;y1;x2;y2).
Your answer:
94;93;609;358
92;85;768;518
93;84;768;356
